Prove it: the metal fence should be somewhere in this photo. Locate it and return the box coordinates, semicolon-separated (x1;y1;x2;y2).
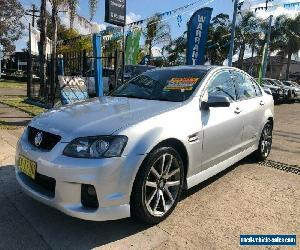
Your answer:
27;34;125;106
27;53;53;105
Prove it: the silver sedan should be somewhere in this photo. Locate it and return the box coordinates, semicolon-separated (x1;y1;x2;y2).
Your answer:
15;66;274;224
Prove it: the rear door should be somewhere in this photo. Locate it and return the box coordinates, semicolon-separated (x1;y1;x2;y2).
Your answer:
232;71;265;148
201;70;244;170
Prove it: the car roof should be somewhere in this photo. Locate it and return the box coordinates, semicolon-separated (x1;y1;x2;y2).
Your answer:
147;65;232;74
126;65;156;68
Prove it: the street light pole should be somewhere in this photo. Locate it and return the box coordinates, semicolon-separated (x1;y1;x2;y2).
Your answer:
26;4;40;28
228;0;239;67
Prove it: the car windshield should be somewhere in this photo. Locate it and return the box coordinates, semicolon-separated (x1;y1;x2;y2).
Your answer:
273;80;284;87
266;80;280;87
111;69;208;102
283;81;292;86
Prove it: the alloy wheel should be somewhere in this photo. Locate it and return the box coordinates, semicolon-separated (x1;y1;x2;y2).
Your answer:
260;124;272;158
144;153;181;217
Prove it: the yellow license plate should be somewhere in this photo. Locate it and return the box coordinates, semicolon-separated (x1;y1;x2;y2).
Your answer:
18;155;37;180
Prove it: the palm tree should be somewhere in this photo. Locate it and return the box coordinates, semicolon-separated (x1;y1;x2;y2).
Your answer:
235;11;261;70
164;32;187;66
206;13;231;65
144;14;171;58
271;14;300;80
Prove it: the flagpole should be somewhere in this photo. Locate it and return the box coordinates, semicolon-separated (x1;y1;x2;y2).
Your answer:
122;27;125;85
228;0;239;67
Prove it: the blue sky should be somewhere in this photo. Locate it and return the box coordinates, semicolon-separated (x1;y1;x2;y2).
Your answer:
17;0;235;51
16;0;300;53
21;0;234;25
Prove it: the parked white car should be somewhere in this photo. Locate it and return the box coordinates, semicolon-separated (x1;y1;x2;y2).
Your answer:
15;66;274;224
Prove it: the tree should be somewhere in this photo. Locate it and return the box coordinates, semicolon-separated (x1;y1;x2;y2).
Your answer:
235;11;258;69
37;11;68;41
44;0;98;99
0;0;24;53
144;14;171;58
206;13;231;65
39;0;47;97
271;14;300;80
164;34;187;66
57;29;92;53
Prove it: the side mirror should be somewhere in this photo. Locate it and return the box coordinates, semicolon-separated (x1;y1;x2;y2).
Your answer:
201;95;231;110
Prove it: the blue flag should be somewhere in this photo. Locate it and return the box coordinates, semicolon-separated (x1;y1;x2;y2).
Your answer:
187;7;213;65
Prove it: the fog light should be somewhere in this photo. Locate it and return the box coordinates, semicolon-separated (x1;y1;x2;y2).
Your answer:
81;184;99;209
87;185;96;196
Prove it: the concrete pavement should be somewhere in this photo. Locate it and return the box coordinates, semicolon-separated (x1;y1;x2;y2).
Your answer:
0;103;32;127
0;104;299;250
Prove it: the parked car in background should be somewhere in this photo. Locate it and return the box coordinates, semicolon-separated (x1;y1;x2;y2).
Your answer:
259;79;284;103
123;65;156;82
85;66;156;97
15;66;274;224
264;78;296;102
282;80;300;101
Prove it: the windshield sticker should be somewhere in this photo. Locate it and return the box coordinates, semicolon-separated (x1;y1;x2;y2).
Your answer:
164;78;199;91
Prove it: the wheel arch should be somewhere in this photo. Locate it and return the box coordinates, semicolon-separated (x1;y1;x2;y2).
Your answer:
152;138;189;182
130;137;190;199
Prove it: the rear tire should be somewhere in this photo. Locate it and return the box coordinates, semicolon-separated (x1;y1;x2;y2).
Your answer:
131;147;184;224
252;122;273;161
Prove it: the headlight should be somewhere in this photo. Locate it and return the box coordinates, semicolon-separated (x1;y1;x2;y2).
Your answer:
63;136;128;158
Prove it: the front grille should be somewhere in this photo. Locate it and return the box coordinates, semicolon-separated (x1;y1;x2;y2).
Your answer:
19;172;56;198
28;126;61;151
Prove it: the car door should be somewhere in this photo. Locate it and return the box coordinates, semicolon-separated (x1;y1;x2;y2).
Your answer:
232;71;265;148
201;70;244;171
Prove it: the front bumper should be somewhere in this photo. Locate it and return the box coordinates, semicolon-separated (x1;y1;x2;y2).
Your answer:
15;134;145;221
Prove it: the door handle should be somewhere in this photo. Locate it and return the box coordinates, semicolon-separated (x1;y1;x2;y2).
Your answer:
259;100;265;106
234;107;241;114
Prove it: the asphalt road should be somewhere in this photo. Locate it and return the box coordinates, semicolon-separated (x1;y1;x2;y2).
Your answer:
0;103;299;250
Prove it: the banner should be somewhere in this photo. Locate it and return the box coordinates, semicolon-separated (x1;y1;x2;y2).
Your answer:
127;0;209;28
284;2;300;8
125;30;141;65
105;0;126;27
58;76;89;105
186;7;213;65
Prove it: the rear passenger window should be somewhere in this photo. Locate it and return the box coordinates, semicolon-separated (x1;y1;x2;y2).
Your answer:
233;72;257;100
207;71;237;101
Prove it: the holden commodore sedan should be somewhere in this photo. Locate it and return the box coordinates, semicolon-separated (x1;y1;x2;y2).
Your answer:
15;66;274;224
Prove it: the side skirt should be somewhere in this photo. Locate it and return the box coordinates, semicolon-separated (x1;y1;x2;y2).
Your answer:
186;145;256;189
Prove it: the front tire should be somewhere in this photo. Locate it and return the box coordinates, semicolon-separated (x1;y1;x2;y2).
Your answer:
253;122;273;161
131;147;184;224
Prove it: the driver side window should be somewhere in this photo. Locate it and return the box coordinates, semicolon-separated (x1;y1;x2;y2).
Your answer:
207;71;237;101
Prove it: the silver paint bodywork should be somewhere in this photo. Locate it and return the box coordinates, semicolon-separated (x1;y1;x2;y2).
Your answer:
15;66;274;221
